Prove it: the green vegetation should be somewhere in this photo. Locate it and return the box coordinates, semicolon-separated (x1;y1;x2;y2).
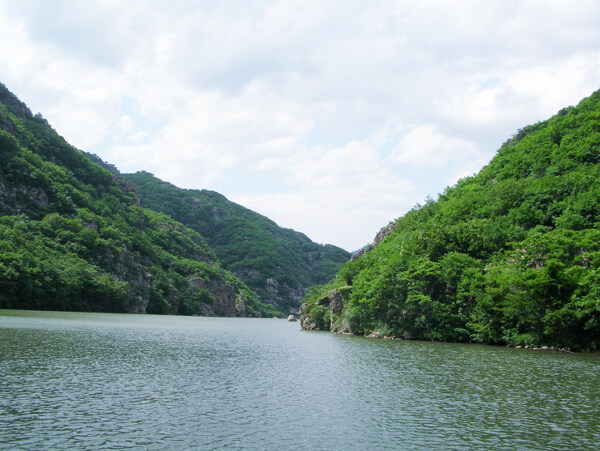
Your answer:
302;90;600;350
0;83;277;317
123;171;350;313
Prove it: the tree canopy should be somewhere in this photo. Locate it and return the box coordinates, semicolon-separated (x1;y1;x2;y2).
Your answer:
0;83;277;318
301;90;600;351
123;171;350;313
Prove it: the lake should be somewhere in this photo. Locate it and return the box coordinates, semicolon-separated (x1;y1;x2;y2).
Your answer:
1;310;599;450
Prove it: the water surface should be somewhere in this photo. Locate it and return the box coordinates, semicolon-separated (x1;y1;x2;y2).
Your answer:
1;310;599;449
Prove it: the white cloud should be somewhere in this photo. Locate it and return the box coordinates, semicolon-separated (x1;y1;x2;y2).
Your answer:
506;53;600;114
1;0;600;249
235;139;416;249
391;125;480;168
116;115;134;134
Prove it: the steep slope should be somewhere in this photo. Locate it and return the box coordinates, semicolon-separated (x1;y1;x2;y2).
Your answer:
0;83;277;317
122;171;351;313
301;89;600;350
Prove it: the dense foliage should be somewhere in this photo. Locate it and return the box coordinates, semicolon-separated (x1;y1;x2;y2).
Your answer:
0;83;277;317
302;90;600;350
123;171;350;313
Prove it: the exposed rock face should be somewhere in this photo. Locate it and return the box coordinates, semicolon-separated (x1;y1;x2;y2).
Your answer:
282;285;306;309
287;315;297;322
0;176;49;215
211;206;228;221
350;248;367;262
107;247;151;314
199;303;214;316
235;291;246;317
188;277;245;317
265;278;279;294
299;302;307;316
373;222;397;247
350;223;396;263
315;295;330;306
128;296;149;314
330;290;343;314
299;302;319;330
233;268;261;280
330;317;351;334
0;84;33;120
260;277;306;314
300;288;349;332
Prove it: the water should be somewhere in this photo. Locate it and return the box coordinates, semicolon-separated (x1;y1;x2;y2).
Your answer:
1;310;599;450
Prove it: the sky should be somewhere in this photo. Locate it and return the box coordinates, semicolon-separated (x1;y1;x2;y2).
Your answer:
1;1;599;251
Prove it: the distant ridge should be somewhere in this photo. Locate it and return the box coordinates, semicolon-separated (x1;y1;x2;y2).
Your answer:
123;171;350;314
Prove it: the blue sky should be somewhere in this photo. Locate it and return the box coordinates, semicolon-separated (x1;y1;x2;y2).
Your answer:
1;0;600;251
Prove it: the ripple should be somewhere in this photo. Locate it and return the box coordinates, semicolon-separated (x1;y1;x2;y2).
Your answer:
1;311;599;450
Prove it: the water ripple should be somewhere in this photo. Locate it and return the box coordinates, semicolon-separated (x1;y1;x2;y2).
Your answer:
1;311;599;450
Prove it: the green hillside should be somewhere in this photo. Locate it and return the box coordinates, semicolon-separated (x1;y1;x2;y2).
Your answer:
0;83;277;317
301;90;600;351
123;171;351;313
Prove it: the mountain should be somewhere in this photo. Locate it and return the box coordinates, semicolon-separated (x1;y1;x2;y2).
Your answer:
0;82;278;317
122;171;351;314
301;89;600;351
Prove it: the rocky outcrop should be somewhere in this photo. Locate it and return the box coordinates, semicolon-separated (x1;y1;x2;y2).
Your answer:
109;247;152;314
349;247;368;262
235;291;246;316
299;302;319;330
189;276;243;317
329;288;351;334
300;288;351;333
330;290;343;314
235;269;306;313
260;277;306;313
0;83;33;120
373;222;397;247
315;295;330;306
128;296;149;314
265;277;279;294
233;268;261;280
350;223;397;263
0;176;49;215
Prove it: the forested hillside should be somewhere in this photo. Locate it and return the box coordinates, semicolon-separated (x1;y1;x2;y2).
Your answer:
123;171;350;313
0;83;277;317
301;89;600;351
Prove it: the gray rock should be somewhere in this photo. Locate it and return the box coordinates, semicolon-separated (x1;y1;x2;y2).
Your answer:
265;278;279;294
235;292;246;317
315;295;330;306
373;222;397;247
350;248;366;262
330;290;343;314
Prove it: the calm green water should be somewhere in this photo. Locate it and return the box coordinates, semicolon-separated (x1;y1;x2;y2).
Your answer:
1;310;599;450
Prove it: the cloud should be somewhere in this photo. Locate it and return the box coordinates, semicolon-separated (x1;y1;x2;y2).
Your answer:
1;0;600;249
235;139;416;249
391;125;480;168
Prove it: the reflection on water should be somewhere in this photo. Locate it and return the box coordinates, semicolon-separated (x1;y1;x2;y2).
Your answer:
1;310;599;450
